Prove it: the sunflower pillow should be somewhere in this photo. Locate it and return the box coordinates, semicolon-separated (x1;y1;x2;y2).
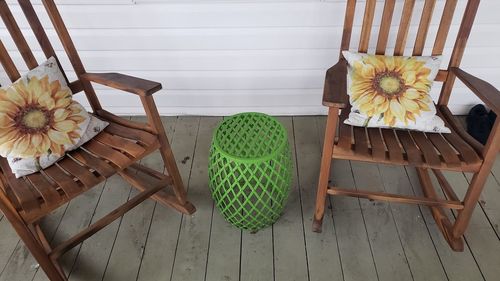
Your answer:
342;51;450;133
0;57;108;178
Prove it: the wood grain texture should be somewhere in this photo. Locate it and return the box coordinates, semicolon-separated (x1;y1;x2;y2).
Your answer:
316;0;498;256
413;0;437;56
376;0;396;55
1;117;499;281
295;116;343;281
81;72;162;97
394;0;416;56
358;0;376;53
0;2;192;280
273;117;308;281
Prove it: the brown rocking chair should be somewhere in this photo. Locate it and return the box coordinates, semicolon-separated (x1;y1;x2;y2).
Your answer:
0;1;195;280
313;0;500;252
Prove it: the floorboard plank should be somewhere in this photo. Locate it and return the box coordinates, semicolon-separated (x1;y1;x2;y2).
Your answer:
491;158;500;185
68;116;174;281
405;167;485;281
317;116;378;281
234;113;274;281
204;116;242;281
350;161;413;281
136;116;199;281
0;214;20;276
204;212;241;281
378;164;448;281
170;117;218;281
272;117;309;281
67;175;132;281
0;201;67;281
441;171;500;281
1;116;498;281
98;116;176;281
240;228;274;281
32;185;106;281
294;116;343;281
464;170;500;238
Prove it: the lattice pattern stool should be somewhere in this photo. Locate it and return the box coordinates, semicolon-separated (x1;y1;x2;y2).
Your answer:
209;112;293;231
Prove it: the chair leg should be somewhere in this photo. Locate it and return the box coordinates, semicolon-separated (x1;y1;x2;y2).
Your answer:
452;167;492;238
416;167;464;251
140;95;194;213
0;190;66;281
453;118;500;239
30;223;67;279
313;107;339;233
2;218;65;280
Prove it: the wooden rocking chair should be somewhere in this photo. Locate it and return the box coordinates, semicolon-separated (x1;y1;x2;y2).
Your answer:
0;1;195;280
313;0;500;252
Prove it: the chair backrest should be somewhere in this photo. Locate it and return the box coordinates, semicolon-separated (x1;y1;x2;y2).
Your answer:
340;0;480;105
0;0;101;111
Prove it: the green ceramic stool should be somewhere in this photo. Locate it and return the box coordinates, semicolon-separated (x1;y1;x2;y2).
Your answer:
208;112;293;231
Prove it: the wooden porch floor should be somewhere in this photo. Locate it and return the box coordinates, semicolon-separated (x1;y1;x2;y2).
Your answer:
1;116;499;281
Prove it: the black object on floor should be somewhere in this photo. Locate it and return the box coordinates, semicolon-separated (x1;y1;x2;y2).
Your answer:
466;104;493;145
488;110;497;127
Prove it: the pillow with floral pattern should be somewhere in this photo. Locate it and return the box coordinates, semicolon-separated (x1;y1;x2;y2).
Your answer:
342;51;450;133
0;57;108;177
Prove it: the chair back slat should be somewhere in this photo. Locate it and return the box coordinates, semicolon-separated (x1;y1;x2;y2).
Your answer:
340;0;357;55
18;0;56;59
0;0;38;69
394;0;416;55
0;0;102;112
413;0;437;56
432;0;458;55
358;0;376;53
438;0;481;105
0;39;20;82
376;0;396;55
41;0;102;112
339;0;480;104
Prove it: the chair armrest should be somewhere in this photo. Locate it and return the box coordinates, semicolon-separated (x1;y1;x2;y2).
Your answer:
323;59;349;108
80;73;162;97
450;67;500;114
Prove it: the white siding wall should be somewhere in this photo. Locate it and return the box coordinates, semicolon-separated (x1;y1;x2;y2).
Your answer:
1;0;499;116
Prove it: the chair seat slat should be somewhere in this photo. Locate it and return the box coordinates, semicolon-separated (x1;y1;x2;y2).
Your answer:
336;110;353;152
381;129;405;164
353;127;370;156
396;130;424;165
71;150;116;178
94;132;146;158
43;165;81;198
426;133;461;168
57;158;101;189
105;123;157;147
410;131;442;167
83;141;132;170
25;173;61;207
0;159;39;211
367;128;386;161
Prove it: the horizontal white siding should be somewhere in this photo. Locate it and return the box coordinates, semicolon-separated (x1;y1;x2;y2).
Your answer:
1;0;499;116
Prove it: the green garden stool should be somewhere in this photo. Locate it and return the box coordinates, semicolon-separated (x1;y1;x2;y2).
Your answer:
208;112;293;231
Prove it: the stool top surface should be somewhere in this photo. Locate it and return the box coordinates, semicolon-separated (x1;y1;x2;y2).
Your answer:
213;112;287;161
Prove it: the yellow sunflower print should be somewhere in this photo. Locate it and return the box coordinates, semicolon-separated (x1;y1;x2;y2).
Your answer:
350;55;433;126
0;75;86;158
